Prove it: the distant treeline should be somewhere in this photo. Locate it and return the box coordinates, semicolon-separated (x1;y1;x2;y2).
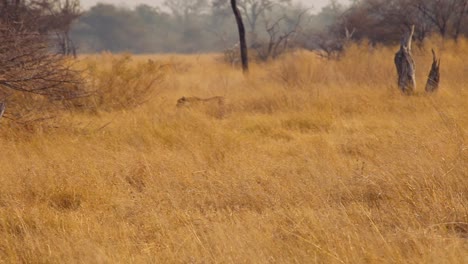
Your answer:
71;0;468;54
71;1;340;54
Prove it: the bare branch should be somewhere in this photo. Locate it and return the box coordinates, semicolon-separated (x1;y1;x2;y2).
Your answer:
0;23;85;100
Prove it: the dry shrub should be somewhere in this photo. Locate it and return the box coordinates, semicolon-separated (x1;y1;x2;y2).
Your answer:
267;50;349;90
271;54;318;88
0;93;74;135
221;46;256;67
222;44;241;66
49;191;82;211
0;23;87;131
83;54;168;111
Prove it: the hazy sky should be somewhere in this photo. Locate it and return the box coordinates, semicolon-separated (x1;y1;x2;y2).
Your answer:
81;0;349;13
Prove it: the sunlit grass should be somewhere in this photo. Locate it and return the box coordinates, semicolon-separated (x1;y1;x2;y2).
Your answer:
0;39;467;263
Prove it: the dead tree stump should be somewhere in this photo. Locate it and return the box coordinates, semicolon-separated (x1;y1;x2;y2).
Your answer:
0;102;5;120
395;25;416;94
425;49;440;92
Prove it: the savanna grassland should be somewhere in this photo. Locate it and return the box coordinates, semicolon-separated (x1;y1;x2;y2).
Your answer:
0;39;467;263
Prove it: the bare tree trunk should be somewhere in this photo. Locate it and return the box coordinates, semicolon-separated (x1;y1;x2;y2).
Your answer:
0;101;5;120
231;0;249;73
425;49;440;93
395;25;416;94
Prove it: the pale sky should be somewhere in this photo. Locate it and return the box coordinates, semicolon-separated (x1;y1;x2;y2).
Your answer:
81;0;349;13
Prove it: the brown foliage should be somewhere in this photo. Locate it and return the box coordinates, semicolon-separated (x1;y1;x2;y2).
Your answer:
82;54;167;111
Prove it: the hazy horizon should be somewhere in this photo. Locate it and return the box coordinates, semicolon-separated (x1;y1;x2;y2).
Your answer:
81;0;349;13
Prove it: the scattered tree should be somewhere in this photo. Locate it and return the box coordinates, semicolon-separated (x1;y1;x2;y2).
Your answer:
331;0;468;45
253;9;307;61
163;0;208;22
231;0;249;73
414;0;468;38
48;0;82;56
0;0;82;55
312;26;355;60
214;0;291;32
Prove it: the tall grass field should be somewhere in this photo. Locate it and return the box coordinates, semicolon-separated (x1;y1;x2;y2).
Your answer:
0;39;467;263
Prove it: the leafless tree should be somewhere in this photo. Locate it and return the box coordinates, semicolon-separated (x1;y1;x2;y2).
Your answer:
330;0;468;45
312;25;355;60
0;23;84;114
213;0;291;43
451;0;468;40
414;0;456;37
0;0;82;56
238;0;274;33
231;0;249;73
164;0;208;22
253;9;307;61
45;0;81;56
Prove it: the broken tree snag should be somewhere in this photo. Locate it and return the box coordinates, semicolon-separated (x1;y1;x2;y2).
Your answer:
395;25;416;94
231;0;249;73
425;49;440;93
0;102;5;120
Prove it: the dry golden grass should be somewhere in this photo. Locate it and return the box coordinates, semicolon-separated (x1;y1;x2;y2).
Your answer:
0;38;467;263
